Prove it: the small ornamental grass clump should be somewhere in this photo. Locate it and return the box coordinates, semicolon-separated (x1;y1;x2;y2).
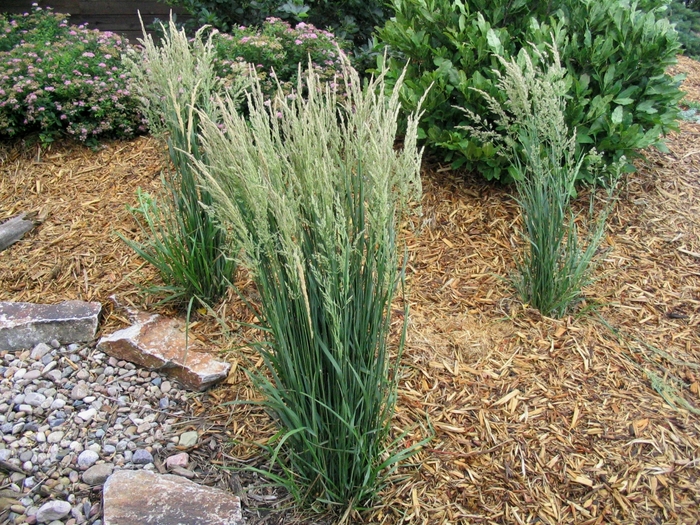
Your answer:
463;45;621;317
194;60;425;509
213;17;348;104
120;19;248;307
0;5;142;145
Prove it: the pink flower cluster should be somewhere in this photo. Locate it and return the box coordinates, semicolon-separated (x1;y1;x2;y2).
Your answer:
213;16;347;103
0;6;142;144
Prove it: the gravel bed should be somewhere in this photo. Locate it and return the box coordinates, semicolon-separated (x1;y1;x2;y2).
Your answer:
0;340;193;525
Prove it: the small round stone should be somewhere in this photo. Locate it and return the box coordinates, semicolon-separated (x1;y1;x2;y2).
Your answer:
24;393;47;407
24;370;42;381
36;500;72;522
47;431;64;444
77;408;96;422
31;343;52;361
82;463;113;486
70;384;89;401
77;450;99;469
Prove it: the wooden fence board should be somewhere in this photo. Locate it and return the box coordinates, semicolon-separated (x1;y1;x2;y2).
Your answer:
2;1;189;42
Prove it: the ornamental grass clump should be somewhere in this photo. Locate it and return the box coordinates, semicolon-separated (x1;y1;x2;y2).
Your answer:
120;18;247;307
194;59;424;509
463;45;621;317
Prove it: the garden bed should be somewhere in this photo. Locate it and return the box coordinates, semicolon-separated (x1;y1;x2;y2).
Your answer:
1;57;699;525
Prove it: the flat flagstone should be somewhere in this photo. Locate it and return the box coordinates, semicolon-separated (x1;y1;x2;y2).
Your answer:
0;300;101;351
97;311;230;391
102;470;244;525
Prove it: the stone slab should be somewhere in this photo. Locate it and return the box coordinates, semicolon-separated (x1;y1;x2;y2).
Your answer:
97;312;230;391
103;469;244;525
0;301;101;351
0;212;37;252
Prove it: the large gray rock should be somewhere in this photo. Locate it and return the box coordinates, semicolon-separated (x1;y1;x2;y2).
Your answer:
103;470;244;525
97;312;230;391
0;301;101;351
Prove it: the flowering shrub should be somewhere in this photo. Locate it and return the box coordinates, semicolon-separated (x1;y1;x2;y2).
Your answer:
162;0;389;47
214;18;348;103
0;5;142;144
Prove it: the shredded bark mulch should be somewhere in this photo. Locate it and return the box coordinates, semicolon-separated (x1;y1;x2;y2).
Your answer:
1;56;699;524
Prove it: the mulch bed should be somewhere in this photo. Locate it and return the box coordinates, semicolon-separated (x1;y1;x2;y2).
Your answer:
2;56;700;524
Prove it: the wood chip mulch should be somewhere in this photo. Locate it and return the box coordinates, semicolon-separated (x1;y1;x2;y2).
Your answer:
2;56;699;524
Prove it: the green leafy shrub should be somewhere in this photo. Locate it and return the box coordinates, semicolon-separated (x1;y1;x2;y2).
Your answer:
668;1;700;58
159;0;390;45
120;19;246;307
465;44;621;316
194;60;424;509
213;17;348;103
0;5;142;144
377;0;683;182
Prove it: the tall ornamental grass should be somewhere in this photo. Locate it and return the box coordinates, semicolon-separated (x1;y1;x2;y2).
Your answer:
464;45;620;317
120;18;247;307
194;59;424;509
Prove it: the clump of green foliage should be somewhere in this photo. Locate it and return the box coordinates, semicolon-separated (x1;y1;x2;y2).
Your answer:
213;17;348;103
377;0;683;182
120;19;247;307
194;59;425;510
668;0;700;58
159;0;389;46
0;5;142;145
465;44;622;317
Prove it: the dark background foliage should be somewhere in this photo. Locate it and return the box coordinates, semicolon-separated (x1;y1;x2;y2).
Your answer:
669;0;700;58
158;0;390;45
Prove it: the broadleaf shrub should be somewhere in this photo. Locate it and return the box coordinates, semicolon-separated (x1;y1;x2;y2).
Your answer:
377;0;683;182
159;0;390;45
0;5;142;144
